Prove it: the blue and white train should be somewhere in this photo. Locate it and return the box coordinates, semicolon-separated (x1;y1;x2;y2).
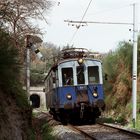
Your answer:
44;48;105;122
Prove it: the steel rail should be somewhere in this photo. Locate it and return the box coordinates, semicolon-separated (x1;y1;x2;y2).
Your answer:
68;124;97;140
97;122;140;138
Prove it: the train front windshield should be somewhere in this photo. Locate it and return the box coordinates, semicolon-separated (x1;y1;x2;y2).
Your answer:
62;68;73;85
61;64;100;86
88;66;99;84
77;66;85;84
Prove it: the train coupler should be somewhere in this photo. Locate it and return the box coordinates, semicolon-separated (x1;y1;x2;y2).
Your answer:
80;103;85;119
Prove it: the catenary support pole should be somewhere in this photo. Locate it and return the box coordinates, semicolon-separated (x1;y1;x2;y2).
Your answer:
132;3;138;128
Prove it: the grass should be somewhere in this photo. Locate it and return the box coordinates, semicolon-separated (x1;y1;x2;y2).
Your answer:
42;123;55;140
103;91;140;131
133;91;140;130
32;112;55;140
126;116;140;131
27;129;36;140
136;114;140;130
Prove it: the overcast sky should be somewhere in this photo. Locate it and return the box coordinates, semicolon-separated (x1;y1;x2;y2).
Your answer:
37;0;140;53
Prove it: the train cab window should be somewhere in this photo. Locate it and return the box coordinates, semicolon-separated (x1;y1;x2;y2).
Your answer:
62;68;73;85
88;66;99;84
77;66;85;84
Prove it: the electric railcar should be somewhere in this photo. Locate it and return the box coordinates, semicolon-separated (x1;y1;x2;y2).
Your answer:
44;48;105;122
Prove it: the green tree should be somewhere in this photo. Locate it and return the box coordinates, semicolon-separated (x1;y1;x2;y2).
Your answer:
30;42;60;86
0;29;29;107
0;29;20;88
103;37;140;122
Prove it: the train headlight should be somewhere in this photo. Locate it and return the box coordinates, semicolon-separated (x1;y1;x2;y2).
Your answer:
66;93;72;100
93;92;98;98
78;58;84;65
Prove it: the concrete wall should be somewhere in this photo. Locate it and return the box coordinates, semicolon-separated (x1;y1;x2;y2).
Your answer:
29;86;46;111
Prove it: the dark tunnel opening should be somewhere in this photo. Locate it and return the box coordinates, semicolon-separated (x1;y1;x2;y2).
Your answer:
30;94;40;108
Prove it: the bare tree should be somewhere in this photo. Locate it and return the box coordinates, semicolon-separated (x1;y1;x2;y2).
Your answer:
0;0;53;48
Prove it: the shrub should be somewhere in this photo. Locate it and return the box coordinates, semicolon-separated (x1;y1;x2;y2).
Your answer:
0;29;29;108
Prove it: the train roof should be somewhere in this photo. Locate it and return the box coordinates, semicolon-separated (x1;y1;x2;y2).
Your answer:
60;48;89;59
57;57;101;65
44;48;102;80
58;48;101;60
51;48;102;66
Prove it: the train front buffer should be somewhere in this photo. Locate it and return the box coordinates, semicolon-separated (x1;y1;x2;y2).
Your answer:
57;84;105;118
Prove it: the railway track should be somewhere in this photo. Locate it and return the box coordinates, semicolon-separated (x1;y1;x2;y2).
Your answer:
34;111;140;140
68;123;140;140
98;122;140;139
68;124;97;140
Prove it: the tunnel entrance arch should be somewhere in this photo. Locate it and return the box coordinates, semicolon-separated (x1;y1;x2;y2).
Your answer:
30;94;40;108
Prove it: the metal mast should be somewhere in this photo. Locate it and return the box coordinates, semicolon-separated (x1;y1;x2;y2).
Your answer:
26;35;31;98
132;3;138;127
25;35;44;98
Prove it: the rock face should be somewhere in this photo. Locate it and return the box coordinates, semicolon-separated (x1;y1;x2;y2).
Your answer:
0;89;32;140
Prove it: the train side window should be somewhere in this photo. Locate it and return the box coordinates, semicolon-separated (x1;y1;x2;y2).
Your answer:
77;66;85;84
62;68;73;85
88;66;99;84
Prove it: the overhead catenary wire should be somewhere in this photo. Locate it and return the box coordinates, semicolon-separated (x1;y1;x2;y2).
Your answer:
79;0;93;24
87;3;133;17
65;20;133;25
69;4;133;24
66;3;140;44
37;8;49;25
69;0;93;44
